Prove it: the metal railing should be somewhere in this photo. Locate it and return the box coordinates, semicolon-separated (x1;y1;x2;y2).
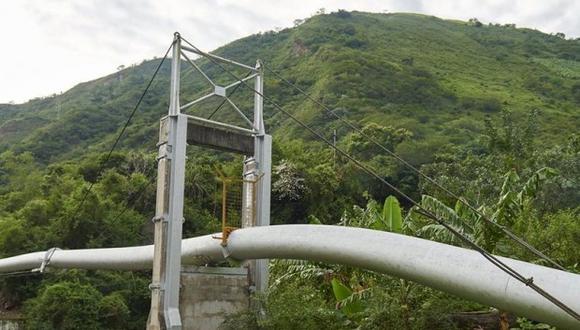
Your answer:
214;168;260;246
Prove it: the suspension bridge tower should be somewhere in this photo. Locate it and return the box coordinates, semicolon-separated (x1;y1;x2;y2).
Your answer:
147;33;271;330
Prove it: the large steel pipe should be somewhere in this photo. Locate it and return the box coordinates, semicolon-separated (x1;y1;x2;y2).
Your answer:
0;225;577;328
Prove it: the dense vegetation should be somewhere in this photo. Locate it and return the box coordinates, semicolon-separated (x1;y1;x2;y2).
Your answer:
0;10;578;329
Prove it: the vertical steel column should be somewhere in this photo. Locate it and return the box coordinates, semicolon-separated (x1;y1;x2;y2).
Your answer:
253;60;265;135
148;33;186;330
169;34;181;117
163;113;187;329
252;60;271;292
147;118;170;330
252;135;271;292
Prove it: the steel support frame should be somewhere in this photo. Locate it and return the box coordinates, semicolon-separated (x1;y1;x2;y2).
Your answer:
162;114;187;329
179;45;259;131
148;34;187;330
253;60;270;292
251;134;271;292
149;34;272;329
181;44;258;72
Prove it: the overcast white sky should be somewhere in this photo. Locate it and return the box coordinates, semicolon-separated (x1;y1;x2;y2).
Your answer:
0;0;578;104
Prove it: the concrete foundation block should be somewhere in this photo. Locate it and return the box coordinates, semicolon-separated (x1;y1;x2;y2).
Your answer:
179;266;249;330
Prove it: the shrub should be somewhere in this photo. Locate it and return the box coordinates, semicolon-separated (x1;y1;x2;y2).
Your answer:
99;293;131;330
25;282;103;330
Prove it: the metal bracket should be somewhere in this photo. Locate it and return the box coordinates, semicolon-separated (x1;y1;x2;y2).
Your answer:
148;283;163;291
220;244;232;259
151;216;165;223
38;247;60;273
214;85;226;97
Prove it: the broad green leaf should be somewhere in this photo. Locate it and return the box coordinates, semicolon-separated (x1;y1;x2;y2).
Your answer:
331;278;363;316
454;198;476;221
383;195;402;234
331;278;352;301
519;167;558;200
418;195;476;244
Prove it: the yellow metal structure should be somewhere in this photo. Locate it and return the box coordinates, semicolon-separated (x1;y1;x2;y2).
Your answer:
214;168;259;246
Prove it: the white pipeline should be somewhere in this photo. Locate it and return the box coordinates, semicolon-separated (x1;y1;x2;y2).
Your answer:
0;225;578;328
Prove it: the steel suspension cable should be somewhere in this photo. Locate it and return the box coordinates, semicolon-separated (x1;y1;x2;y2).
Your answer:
260;62;565;271
0;270;40;278
179;37;580;321
108;165;157;225
68;40;174;223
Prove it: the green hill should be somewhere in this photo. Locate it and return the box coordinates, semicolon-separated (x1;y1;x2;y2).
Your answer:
0;11;579;329
1;11;578;163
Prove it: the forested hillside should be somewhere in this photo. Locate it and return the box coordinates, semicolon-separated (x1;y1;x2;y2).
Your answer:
1;11;579;162
0;11;578;329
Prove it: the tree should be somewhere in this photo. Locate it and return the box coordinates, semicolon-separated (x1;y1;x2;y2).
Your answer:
272;160;308;201
99;293;130;329
335;9;352;18
468;18;483;27
555;32;566;39
484;108;539;168
411;167;557;252
345;123;412;160
25;282;103;330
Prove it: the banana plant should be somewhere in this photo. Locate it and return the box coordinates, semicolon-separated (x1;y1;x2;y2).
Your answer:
331;278;363;317
339;195;404;234
372;195;403;234
493;167;557;227
269;259;334;290
333;195;414;328
413;195;481;246
372;196;413;329
410;167;557;252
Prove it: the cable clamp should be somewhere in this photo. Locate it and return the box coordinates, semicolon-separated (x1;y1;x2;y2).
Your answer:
524;277;534;286
156;140;168;148
37;247;60;273
220;244;232;259
151;216;165;223
148;283;163;291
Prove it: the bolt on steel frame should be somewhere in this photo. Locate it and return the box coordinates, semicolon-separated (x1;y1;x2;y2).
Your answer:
147;33;271;330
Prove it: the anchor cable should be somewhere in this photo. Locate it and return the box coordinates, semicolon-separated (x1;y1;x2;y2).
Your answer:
68;40;174;224
179;36;580;321
260;62;564;271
